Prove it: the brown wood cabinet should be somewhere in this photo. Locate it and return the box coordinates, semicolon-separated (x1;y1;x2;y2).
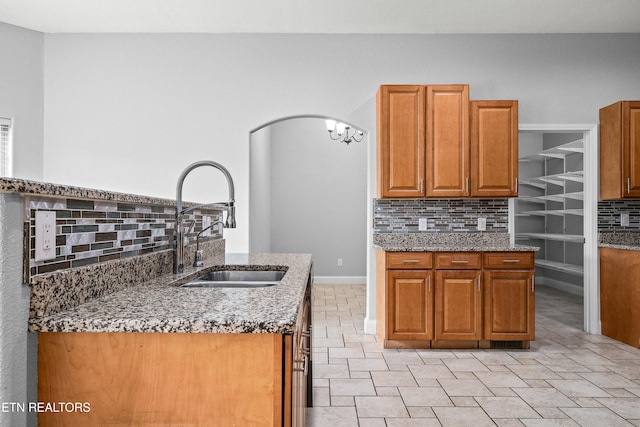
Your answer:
38;279;313;427
376;250;433;347
471;100;519;197
376;85;426;198
377;250;535;349
376;84;518;199
427;85;470;197
600;247;640;348
600;101;640;199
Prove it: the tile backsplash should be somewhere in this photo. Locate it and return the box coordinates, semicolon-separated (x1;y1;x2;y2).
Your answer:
372;198;509;233
26;195;223;277
598;199;640;232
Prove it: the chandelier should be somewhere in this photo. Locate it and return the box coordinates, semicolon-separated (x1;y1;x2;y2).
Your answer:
325;120;364;144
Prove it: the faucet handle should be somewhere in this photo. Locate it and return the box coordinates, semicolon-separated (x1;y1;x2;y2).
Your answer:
193;249;204;268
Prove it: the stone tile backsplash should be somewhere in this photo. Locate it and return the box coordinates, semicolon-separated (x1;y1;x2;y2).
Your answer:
26;195;223;277
372;198;509;233
598;199;640;233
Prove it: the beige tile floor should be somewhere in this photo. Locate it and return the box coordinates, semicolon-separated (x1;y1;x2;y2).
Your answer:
306;284;640;427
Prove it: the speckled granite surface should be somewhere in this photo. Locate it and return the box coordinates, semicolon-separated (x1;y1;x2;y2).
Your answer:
30;239;225;319
1;177;176;206
373;233;539;252
29;253;312;335
599;232;640;251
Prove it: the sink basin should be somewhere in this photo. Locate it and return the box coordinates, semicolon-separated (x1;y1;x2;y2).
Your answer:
180;269;286;288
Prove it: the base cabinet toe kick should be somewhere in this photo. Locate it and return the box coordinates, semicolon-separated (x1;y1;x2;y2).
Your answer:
377;250;535;349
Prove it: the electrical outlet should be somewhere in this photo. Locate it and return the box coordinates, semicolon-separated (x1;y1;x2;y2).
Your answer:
337;258;343;267
418;218;427;231
35;211;57;262
477;217;487;231
621;212;630;227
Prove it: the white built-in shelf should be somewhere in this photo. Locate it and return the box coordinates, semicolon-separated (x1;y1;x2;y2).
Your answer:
519;139;584;162
516;209;584;217
516;233;585;244
535;259;584;276
517;191;584;204
519;171;584;188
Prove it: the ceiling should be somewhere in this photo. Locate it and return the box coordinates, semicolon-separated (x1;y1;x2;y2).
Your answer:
1;0;640;34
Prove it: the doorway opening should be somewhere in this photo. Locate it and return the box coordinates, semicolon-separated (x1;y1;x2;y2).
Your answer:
249;115;369;284
514;125;599;334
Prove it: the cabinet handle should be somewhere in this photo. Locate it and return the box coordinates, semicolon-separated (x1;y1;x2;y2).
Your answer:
451;260;469;264
428;275;431;292
531;274;535;292
477;275;481;292
294;356;309;376
502;259;521;263
628;178;631;194
515;177;518;193
466;178;469;194
402;259;421;263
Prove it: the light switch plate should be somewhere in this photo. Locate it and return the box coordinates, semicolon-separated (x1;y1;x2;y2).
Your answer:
621;212;630;227
35;211;57;262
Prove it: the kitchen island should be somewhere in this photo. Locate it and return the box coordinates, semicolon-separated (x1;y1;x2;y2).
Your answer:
1;178;313;427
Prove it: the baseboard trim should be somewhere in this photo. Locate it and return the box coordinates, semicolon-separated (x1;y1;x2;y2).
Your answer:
363;317;377;335
313;276;366;285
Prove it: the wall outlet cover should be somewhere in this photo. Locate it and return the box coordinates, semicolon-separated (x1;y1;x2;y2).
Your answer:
621;212;630;227
477;217;487;231
35;211;57;262
418;218;428;231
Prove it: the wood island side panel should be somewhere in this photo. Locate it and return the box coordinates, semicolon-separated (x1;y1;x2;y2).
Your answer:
38;332;284;427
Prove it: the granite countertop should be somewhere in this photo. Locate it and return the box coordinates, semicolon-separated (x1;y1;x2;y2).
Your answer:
29;253;313;335
599;232;640;251
373;233;540;252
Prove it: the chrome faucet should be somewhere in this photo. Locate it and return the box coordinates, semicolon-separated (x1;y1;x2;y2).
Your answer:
174;160;236;274
193;220;224;267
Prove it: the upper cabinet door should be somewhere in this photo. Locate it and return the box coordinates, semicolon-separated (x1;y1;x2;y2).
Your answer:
470;100;519;197
427;85;470;197
377;85;426;198
600;101;640;199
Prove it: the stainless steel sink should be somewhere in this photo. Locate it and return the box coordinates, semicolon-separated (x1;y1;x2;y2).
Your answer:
180;269;286;288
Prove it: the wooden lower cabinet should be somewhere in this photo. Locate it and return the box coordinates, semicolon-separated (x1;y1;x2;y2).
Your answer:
483;270;535;341
435;270;482;342
387;270;434;341
38;282;313;427
378;250;535;349
600;247;640;348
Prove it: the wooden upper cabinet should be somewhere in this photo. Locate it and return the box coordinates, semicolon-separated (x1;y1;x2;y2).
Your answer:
427;85;470;197
600;101;640;199
470;100;519;197
377;85;426;198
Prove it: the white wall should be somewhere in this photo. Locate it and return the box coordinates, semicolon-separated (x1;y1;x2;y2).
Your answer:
249;124;272;253
0;22;43;180
260;117;367;279
40;33;640;253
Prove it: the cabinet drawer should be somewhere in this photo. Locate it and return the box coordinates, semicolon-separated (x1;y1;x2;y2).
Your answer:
386;252;433;269
435;253;482;269
483;252;534;269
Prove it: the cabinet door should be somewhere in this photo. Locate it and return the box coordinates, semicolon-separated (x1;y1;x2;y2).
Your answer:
377;85;426;198
427;85;470;197
600;101;640;199
387;270;433;340
470;100;519;197
483;271;535;341
435;270;482;340
623;102;640;197
600;248;640;348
